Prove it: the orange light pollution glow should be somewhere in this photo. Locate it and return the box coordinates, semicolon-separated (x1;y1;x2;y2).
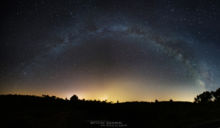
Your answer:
1;76;206;102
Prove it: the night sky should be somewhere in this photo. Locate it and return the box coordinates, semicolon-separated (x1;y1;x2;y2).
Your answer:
1;0;220;102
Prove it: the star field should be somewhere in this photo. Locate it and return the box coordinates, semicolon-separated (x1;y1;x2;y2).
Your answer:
0;0;220;101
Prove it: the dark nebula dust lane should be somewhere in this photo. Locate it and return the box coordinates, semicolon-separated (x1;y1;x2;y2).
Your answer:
0;0;220;101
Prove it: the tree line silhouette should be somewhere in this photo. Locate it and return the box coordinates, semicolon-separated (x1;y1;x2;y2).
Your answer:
194;88;220;103
67;88;220;104
1;88;220;128
1;88;220;104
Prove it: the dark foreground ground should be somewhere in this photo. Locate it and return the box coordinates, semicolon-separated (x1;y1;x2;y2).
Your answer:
1;95;220;128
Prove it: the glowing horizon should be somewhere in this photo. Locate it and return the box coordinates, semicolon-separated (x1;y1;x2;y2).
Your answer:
0;78;205;102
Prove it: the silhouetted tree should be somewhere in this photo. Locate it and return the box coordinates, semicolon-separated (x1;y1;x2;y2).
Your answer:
70;94;79;102
169;99;173;102
42;94;50;98
42;94;51;101
194;91;213;103
51;96;57;100
213;88;220;103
